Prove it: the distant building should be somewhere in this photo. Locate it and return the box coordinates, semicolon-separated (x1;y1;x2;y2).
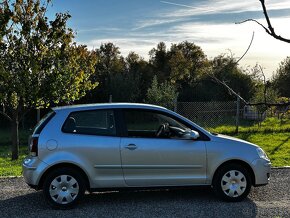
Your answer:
243;105;266;121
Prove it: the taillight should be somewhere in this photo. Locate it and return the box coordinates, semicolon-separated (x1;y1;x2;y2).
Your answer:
29;137;38;156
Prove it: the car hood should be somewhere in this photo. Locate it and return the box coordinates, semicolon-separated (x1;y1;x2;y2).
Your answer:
211;134;259;148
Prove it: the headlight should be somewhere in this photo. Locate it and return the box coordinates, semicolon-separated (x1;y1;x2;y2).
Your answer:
256;147;269;160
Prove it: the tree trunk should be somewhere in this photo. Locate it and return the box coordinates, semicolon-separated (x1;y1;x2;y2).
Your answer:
11;110;19;160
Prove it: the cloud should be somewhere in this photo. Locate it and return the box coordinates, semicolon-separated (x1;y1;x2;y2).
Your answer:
160;0;290;17
80;38;159;57
78;1;290;78
77;27;121;33
160;1;213;11
132;17;194;31
133;0;290;31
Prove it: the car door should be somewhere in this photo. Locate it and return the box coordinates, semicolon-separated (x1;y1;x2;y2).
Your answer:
120;109;207;187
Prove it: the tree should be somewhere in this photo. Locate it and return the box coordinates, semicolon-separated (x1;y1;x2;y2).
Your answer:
149;42;170;81
272;57;290;98
109;72;141;102
0;0;97;159
148;41;210;101
168;41;209;84
146;75;178;110
88;43;125;102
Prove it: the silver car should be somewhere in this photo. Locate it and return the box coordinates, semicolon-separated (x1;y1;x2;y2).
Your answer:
23;103;271;208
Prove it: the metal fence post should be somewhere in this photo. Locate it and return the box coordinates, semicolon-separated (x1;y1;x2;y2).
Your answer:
235;96;240;134
174;97;177;112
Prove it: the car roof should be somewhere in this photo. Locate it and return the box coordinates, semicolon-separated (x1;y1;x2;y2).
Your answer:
52;103;168;113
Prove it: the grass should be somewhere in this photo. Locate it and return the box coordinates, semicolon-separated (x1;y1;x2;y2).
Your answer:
208;117;290;135
208;117;290;167
0;117;289;177
0;145;28;177
236;132;290;167
0;129;30;177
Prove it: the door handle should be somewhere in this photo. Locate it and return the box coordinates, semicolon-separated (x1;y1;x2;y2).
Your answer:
125;144;137;150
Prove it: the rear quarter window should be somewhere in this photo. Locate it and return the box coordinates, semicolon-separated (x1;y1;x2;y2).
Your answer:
33;110;56;134
62;109;116;136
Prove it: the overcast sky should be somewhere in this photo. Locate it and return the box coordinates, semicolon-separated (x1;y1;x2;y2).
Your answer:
47;0;290;78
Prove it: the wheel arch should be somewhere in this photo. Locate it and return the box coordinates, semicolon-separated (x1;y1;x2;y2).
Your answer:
38;163;90;191
212;159;256;186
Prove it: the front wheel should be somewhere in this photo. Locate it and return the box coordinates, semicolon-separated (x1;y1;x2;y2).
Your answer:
43;168;86;209
213;164;252;202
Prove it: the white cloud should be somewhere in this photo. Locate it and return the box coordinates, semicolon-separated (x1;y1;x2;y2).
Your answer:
81;38;160;57
132;17;193;30
160;0;290;17
159;1;259;18
77;27;121;33
134;0;290;31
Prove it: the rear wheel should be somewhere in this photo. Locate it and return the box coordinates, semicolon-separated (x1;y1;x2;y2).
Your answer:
43;168;85;209
213;163;252;202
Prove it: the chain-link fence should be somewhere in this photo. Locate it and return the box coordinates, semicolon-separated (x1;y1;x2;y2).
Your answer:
176;101;244;128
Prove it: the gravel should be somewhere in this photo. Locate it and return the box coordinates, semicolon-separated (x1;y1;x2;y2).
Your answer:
0;168;289;218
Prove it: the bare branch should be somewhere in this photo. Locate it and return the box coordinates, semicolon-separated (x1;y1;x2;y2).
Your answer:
237;1;290;43
258;65;267;104
206;32;255;104
259;0;290;43
0;111;12;122
206;34;290;108
236;19;269;34
208;74;248;104
235;31;255;64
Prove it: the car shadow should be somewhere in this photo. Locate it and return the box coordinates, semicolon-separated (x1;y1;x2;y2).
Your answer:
0;187;258;217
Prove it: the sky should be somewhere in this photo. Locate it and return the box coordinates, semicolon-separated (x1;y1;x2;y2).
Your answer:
46;0;290;78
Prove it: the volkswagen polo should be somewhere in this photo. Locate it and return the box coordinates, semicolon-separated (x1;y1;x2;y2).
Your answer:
23;103;271;208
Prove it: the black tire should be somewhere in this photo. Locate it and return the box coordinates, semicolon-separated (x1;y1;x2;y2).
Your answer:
43;168;86;209
212;163;252;202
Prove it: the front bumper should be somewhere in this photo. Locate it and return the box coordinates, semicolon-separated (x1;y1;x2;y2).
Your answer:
251;158;271;186
22;156;49;188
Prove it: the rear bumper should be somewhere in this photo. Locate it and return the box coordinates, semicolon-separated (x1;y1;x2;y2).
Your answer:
22;156;49;188
251;158;271;186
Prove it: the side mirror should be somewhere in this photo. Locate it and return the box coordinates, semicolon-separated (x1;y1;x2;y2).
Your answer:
184;130;200;140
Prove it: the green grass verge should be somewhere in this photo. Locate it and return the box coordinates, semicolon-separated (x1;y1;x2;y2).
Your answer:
0;145;28;177
208;118;290;167
0;129;30;177
236;132;290;167
208;117;290;135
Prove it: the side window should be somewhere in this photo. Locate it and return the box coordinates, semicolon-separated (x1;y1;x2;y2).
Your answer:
124;110;190;138
62;110;116;136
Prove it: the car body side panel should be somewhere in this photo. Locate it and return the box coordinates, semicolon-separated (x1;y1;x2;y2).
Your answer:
37;111;125;188
120;137;207;186
205;137;270;185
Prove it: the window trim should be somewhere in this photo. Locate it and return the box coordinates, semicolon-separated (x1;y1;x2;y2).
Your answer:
33;110;56;135
120;108;210;141
61;109;120;137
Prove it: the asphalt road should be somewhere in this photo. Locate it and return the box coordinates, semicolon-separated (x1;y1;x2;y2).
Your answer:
0;168;289;218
